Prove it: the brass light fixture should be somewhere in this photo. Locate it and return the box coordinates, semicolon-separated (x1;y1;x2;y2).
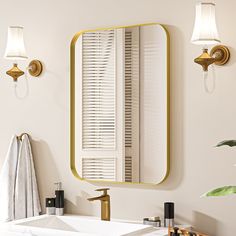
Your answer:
191;2;230;72
194;45;230;72
4;26;43;82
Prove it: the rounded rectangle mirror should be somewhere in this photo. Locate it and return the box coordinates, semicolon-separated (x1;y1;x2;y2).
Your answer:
70;23;170;185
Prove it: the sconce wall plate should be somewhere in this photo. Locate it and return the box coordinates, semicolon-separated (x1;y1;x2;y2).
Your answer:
28;60;43;77
210;45;230;66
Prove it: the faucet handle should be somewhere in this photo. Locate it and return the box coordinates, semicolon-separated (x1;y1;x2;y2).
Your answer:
95;188;110;195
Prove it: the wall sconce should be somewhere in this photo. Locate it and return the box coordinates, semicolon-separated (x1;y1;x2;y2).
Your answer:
4;26;43;82
191;2;230;72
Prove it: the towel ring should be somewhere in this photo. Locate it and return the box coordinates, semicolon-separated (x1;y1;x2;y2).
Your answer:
17;133;30;141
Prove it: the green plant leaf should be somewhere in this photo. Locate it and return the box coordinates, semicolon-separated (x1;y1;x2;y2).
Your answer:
203;186;236;197
216;140;236;147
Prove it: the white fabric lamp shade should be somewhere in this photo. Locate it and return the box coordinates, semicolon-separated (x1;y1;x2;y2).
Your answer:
191;2;221;45
4;26;28;60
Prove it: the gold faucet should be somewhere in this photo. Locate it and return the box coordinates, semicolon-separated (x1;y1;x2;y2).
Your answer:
88;188;110;221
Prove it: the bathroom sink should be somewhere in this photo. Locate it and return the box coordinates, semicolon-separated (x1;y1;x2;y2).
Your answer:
4;215;160;236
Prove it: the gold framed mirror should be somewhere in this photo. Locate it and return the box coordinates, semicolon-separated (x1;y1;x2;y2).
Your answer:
70;23;170;185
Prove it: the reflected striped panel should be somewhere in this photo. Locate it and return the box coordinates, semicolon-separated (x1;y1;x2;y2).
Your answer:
82;157;116;181
125;31;132;149
82;30;116;150
125;156;132;182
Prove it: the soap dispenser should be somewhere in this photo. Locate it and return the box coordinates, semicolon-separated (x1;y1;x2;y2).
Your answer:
164;202;174;227
54;182;64;216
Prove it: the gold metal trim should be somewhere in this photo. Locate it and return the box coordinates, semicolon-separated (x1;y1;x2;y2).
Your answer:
210;45;230;66
6;63;24;82
87;188;110;221
168;226;209;236
194;45;230;71
28;60;43;77
6;60;43;81
191;38;221;43
70;23;170;185
194;48;215;72
201;2;215;6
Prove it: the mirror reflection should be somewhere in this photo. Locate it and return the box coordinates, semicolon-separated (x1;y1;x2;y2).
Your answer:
71;23;169;184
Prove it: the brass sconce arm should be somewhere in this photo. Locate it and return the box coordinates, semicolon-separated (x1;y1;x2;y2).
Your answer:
6;60;43;82
194;45;230;71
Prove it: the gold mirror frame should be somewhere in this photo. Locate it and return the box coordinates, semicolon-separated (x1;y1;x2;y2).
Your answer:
70;23;170;185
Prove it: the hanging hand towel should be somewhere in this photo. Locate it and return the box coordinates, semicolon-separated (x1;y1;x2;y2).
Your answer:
0;136;20;222
14;134;41;220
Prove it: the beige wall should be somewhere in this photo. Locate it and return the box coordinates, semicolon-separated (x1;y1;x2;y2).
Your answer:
0;0;235;235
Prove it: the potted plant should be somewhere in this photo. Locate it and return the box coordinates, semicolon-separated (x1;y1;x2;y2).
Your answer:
204;140;236;197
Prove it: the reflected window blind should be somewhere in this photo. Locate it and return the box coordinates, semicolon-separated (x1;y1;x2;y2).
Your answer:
82;30;116;150
82;157;116;180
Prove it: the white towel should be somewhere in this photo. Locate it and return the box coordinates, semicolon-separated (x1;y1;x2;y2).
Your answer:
14;134;41;220
0;136;20;222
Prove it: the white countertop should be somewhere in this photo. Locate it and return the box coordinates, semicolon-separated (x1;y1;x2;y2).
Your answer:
0;214;173;236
